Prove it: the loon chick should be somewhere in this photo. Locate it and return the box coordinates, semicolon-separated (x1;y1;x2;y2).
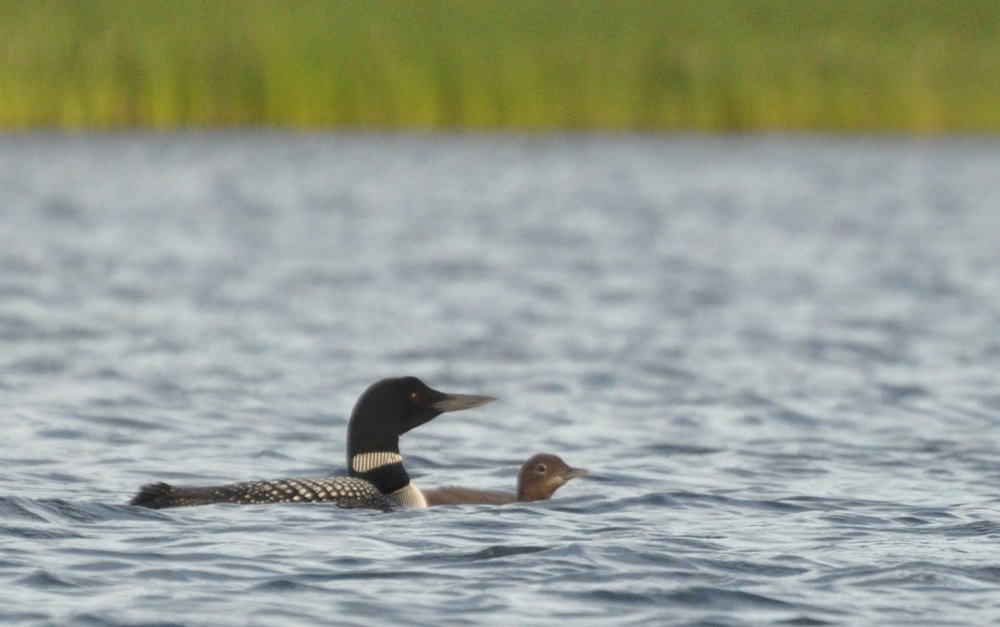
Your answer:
129;377;495;510
423;453;588;506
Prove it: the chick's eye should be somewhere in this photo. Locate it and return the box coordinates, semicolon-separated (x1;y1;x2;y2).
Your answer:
536;464;547;473
409;391;422;404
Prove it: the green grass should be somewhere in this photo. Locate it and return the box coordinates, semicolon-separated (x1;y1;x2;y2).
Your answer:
1;0;998;131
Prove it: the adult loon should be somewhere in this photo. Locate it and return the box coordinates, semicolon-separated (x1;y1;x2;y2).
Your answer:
423;453;587;506
129;377;495;510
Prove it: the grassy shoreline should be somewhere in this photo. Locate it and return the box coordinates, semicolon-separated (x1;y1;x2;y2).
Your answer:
1;0;998;131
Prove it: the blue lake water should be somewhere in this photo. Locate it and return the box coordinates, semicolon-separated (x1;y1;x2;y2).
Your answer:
1;133;999;625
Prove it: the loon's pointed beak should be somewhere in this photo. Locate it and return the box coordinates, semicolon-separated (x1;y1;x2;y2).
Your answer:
431;393;497;413
562;466;589;480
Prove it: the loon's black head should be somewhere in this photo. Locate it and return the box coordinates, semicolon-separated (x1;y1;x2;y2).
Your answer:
346;376;495;461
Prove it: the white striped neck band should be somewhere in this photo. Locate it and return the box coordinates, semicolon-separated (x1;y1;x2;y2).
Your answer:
351;452;405;473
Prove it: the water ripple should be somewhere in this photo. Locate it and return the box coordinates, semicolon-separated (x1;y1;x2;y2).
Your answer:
2;134;1000;626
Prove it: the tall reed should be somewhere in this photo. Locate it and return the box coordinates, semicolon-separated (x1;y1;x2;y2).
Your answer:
1;0;997;131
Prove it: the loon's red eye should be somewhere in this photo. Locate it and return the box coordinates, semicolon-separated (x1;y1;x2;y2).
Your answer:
409;391;422;404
